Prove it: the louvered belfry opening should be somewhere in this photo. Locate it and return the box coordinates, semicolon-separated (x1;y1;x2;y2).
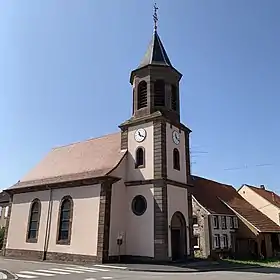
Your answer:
154;79;165;106
171;85;178;111
137;81;148;109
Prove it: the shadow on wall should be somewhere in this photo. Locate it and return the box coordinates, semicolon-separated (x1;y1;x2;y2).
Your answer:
0;227;5;250
11;184;101;204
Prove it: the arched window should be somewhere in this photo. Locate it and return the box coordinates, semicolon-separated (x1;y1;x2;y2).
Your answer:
137;81;148;109
27;199;41;242
173;148;180;170
154;80;165;106
171;85;178;111
57;196;73;244
135;147;145;168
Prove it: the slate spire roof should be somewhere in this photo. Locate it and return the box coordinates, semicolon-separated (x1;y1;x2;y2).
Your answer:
138;30;172;68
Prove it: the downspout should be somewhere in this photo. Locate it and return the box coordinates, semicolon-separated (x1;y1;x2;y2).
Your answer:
42;186;53;261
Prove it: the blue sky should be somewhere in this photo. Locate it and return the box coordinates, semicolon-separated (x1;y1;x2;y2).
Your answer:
1;0;280;192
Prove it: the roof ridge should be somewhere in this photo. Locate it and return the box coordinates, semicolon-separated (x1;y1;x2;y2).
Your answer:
192;175;234;188
52;131;120;150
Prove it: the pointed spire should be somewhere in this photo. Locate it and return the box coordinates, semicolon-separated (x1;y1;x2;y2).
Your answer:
138;3;172;69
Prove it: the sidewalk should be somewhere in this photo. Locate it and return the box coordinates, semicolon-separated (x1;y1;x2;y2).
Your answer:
100;260;260;273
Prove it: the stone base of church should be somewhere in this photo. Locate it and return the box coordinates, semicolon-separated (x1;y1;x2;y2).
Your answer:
4;249;98;264
5;249;194;265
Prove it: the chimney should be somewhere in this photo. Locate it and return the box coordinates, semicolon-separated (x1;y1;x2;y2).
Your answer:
272;193;275;201
260;184;265;190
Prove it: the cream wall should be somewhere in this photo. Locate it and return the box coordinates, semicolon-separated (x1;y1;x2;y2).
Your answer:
109;157;127;256
166;124;187;184
126;184;154;257
7;190;50;251
239;185;280;226
127;122;154;181
47;185;100;255
7;185;101;256
167;185;189;257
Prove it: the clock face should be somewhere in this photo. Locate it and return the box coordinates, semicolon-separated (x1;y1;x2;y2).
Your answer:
172;130;180;145
134;128;147;143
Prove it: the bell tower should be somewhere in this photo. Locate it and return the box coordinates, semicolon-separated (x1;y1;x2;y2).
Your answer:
129;24;182;124
119;4;193;262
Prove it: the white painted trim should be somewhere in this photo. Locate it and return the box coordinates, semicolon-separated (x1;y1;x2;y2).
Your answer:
221;200;260;233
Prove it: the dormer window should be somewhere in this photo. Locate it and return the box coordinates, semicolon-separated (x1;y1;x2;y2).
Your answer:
173;148;180;170
137;81;147;109
154;80;165;106
135;147;145;168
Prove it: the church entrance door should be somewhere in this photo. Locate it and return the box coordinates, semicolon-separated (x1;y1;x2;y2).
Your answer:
170;211;187;261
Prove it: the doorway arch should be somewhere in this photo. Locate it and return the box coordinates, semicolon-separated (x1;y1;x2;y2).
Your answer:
170;211;187;261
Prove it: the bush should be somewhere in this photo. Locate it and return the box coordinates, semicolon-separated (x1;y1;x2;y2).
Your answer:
0;227;5;250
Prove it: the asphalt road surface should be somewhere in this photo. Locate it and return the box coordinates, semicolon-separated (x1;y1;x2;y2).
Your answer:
0;258;280;280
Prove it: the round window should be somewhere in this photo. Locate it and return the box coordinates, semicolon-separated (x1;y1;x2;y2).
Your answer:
131;195;147;216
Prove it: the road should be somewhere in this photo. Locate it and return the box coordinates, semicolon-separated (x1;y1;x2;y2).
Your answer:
0;258;279;280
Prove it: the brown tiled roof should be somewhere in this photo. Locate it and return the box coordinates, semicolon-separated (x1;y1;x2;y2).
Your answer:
191;176;236;215
192;176;280;233
9;132;126;190
246;185;280;209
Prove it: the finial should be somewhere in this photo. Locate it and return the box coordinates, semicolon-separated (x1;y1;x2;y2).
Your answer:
153;3;159;31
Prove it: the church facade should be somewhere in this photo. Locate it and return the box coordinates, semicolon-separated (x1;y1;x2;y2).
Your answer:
3;28;194;264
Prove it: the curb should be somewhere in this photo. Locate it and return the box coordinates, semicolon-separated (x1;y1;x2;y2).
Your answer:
124;265;260;273
0;270;18;280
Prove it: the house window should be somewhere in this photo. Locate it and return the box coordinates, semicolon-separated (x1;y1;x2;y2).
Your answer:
233;217;238;229
0;207;2;217
27;199;41;242
193;216;198;227
221;216;227;229
213;215;219;229
278;213;280;225
194;235;199;249
171;85;177;111
4;206;9;219
135;147;145;168
137;81;147;109
214;234;220;249
173;148;180;170
222;234;228;249
57;196;73;244
154;80;165;106
230;216;234;229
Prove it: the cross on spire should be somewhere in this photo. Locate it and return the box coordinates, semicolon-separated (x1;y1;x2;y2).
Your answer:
153;3;159;31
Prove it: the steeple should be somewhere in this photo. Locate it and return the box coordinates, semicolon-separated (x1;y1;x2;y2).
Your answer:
138;31;172;68
127;3;182;124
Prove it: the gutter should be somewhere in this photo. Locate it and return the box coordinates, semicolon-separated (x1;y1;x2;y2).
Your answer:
42;187;53;261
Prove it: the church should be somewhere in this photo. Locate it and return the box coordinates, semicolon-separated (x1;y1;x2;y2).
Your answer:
3;12;194;264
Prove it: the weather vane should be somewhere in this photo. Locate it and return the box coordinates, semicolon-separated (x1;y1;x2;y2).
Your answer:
153;3;159;31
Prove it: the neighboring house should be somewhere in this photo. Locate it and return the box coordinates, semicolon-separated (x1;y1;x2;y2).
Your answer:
192;176;239;259
191;176;280;259
3;25;194;264
239;184;280;227
0;192;10;229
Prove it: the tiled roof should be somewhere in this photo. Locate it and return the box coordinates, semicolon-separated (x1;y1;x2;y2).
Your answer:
191;176;235;215
246;185;280;209
192;176;280;233
9;132;126;190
